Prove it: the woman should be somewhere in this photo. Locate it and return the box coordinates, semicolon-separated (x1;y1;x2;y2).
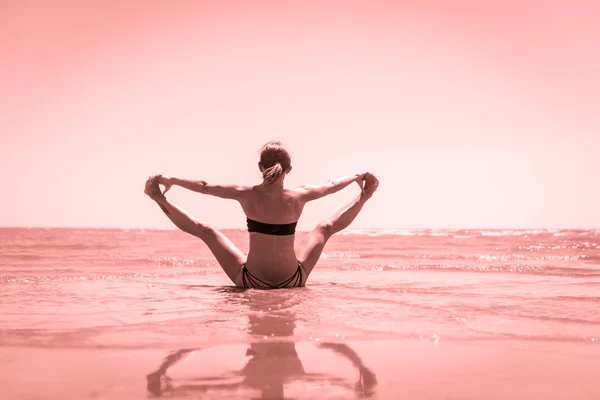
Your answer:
144;140;379;288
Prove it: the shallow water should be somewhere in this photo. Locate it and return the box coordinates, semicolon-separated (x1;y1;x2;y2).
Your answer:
1;228;599;398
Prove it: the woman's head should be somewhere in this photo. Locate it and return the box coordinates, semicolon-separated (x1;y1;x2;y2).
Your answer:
258;141;292;184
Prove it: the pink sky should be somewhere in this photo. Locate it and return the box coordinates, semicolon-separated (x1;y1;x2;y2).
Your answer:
1;0;598;229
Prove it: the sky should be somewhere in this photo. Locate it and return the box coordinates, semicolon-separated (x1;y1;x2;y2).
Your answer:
1;0;598;230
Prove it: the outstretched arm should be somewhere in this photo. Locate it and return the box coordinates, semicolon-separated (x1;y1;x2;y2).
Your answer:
161;176;250;200
297;173;365;202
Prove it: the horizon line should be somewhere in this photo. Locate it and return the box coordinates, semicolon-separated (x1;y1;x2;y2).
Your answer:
0;226;598;231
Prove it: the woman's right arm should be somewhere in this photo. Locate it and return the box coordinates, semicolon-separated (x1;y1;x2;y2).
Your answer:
297;173;365;202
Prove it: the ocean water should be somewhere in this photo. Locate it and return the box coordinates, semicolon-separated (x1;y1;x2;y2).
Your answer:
1;228;600;399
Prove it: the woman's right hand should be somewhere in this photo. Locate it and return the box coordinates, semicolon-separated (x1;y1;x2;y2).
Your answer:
156;175;173;194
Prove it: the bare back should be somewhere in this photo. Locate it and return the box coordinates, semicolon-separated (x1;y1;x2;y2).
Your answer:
238;184;306;284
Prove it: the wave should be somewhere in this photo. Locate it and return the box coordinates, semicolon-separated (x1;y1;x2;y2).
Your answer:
0;255;218;270
0;269;219;285
128;256;211;268
0;273;160;284
320;252;362;259
340;228;598;238
337;263;600;278
1;326;597;351
2;243;120;251
356;252;587;262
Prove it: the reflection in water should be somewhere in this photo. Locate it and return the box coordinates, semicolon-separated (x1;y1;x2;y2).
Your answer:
146;289;377;398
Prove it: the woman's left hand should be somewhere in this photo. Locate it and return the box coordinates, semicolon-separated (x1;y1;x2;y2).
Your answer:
355;173;367;194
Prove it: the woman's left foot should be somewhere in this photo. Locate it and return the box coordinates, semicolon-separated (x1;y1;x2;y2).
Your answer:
144;175;165;201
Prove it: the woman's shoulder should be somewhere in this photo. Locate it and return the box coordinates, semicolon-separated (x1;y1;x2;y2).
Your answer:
284;185;308;197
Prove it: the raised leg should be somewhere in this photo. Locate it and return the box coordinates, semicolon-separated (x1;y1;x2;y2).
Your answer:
296;173;379;281
296;196;366;279
145;177;246;286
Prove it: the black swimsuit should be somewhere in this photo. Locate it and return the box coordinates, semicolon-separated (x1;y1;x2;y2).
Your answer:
246;218;297;236
241;262;303;289
241;218;303;289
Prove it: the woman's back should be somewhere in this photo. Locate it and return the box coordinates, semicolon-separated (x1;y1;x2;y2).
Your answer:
241;184;305;285
241;184;304;225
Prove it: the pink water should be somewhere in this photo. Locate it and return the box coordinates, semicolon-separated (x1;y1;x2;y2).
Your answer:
1;228;599;399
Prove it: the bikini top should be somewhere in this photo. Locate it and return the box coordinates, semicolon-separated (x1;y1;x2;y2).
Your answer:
246;217;298;236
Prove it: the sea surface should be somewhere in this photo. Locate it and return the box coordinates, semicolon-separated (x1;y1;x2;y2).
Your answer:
1;228;599;399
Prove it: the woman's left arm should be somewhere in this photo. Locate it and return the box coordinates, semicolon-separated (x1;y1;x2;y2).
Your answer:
161;176;250;200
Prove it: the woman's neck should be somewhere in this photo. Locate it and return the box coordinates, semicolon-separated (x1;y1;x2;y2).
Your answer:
261;177;285;189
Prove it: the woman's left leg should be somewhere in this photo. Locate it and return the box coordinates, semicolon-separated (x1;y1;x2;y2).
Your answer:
146;177;245;286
